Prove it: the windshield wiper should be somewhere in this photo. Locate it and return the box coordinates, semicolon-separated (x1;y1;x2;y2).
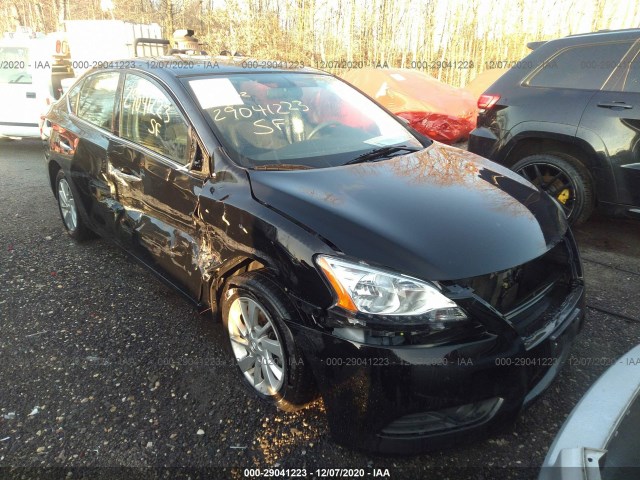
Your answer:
251;163;312;171
344;146;422;165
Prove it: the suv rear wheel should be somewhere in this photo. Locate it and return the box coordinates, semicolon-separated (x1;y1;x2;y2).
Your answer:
512;153;595;225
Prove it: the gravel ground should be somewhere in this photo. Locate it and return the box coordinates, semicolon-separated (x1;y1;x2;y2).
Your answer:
1;138;639;479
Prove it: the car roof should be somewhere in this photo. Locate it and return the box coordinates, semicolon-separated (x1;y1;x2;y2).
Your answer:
527;28;640;50
566;27;640;38
484;27;640;93
120;55;328;80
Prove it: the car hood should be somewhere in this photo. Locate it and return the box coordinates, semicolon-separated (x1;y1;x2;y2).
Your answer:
248;142;568;280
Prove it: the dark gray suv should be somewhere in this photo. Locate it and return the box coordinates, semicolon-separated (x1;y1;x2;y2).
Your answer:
469;29;640;225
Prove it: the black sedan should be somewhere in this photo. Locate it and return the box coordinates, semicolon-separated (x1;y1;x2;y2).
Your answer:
44;58;585;454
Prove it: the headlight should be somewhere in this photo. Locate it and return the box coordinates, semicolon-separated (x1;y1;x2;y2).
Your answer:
316;255;467;323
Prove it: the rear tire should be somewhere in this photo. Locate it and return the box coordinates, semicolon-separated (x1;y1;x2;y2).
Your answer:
511;153;595;225
221;271;317;411
55;170;92;241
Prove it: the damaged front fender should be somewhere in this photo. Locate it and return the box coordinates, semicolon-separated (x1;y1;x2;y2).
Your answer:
193;168;335;317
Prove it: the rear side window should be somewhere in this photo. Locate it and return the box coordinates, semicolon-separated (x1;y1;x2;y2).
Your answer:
120;74;189;164
618;54;640;93
528;42;633;90
77;72;120;130
67;80;83;115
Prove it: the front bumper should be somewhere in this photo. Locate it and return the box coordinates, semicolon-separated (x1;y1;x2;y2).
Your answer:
290;284;585;454
0;123;40;139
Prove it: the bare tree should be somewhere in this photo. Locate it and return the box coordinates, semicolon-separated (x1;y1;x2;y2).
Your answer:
1;0;636;88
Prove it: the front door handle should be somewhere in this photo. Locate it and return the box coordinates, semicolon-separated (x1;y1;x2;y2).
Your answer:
597;101;633;110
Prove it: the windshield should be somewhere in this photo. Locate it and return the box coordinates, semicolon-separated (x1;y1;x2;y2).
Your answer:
187;73;425;169
0;46;31;84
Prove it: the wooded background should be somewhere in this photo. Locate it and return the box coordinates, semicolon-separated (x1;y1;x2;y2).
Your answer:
2;0;640;87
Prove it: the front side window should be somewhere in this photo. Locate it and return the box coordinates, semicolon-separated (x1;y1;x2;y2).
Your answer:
77;72;120;129
528;42;633;90
187;73;423;169
120;74;190;165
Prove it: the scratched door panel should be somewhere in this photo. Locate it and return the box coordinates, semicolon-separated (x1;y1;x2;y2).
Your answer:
117;72;204;299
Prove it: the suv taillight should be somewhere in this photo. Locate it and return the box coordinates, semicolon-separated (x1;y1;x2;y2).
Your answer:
478;94;500;113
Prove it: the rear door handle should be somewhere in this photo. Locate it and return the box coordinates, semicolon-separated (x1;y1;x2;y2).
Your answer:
58;138;73;152
26;92;36;99
597;101;633;109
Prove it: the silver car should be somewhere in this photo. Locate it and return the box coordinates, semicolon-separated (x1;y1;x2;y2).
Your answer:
539;344;640;480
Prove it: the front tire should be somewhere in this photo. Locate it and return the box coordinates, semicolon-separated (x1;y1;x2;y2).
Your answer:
511;153;595;225
221;271;317;411
55;170;92;241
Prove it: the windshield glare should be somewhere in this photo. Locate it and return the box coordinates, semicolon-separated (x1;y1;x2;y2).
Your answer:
188;73;424;169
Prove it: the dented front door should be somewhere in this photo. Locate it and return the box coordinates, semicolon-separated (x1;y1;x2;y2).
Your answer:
110;72;205;300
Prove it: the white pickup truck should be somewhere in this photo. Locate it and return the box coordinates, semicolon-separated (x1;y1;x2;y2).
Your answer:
0;29;73;138
0;21;164;139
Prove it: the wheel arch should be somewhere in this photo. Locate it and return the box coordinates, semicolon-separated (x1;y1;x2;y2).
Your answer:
205;256;269;317
219;268;320;408
500;133;616;204
48;160;62;195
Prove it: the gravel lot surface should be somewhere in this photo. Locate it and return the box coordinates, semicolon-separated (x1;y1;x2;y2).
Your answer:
1;138;639;479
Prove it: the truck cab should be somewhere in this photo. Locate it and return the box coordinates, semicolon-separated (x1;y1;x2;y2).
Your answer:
0;28;73;139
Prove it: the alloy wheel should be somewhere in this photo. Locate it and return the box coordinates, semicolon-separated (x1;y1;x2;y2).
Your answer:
516;162;576;218
227;296;285;395
58;178;78;231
